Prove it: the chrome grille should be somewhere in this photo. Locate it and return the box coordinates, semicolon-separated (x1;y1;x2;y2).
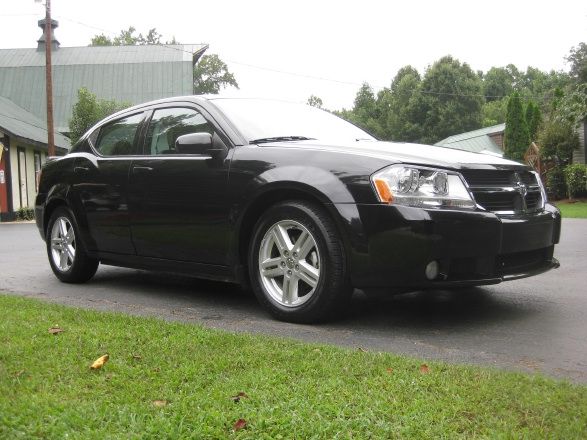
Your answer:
460;170;543;214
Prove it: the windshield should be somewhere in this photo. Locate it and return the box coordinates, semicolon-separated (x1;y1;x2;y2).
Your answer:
210;98;376;144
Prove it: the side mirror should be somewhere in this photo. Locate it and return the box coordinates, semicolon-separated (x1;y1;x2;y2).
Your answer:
175;132;213;155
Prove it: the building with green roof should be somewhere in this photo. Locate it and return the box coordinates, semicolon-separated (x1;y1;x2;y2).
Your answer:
435;123;505;156
0;19;207;220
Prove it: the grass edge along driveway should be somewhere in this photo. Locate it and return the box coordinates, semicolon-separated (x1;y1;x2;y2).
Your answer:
555;200;587;218
1;294;586;439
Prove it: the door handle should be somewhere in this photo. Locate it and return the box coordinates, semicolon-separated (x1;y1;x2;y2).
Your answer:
132;166;154;174
74;166;89;173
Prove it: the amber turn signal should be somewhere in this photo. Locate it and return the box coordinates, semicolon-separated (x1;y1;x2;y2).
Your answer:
374;178;393;204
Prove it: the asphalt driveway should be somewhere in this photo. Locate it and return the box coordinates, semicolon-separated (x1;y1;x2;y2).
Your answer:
1;220;586;382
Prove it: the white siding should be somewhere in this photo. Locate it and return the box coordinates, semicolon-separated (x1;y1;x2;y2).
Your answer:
573;120;586;164
9;139;41;209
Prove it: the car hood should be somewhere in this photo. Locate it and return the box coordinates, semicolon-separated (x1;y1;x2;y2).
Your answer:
261;139;526;170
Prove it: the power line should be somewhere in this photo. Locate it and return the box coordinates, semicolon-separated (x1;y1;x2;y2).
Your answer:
24;15;561;102
0;13;41;17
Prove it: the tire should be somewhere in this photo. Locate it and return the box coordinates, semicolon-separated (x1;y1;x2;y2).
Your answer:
248;200;352;323
46;206;99;283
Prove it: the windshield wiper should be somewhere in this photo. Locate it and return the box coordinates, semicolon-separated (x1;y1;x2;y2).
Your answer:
250;136;316;144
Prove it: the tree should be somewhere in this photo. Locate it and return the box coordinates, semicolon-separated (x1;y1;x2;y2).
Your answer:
525;101;542;141
503;92;530;160
90;34;112;46
91;27;164;46
343;82;385;138
482;65;520;101
193;54;239;94
307;95;323;108
555;84;587;126
384;65;424;141
413;56;485;144
482;97;508;127
566;42;587;84
68;88;130;145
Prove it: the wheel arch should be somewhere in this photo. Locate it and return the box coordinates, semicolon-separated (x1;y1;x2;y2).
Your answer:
233;183;352;284
42;184;72;238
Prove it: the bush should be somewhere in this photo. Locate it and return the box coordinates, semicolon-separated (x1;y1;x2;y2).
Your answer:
15;207;35;221
564;164;587;199
546;167;567;200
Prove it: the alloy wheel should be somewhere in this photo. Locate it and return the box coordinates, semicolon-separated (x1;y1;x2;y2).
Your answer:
258;220;321;307
50;217;76;272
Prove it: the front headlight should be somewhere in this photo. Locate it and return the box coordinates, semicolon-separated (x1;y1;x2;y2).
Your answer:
371;165;476;209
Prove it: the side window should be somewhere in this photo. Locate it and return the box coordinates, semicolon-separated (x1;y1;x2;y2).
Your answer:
94;113;143;156
144;107;213;156
88;127;99;149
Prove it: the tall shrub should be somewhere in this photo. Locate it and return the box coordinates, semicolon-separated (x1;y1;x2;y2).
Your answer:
564;164;587;199
504;92;530;160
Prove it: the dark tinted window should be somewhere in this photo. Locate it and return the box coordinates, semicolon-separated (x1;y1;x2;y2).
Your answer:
94;113;143;156
144;107;213;155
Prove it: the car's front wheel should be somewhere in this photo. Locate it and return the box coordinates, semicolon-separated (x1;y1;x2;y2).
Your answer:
249;201;352;323
46;206;98;283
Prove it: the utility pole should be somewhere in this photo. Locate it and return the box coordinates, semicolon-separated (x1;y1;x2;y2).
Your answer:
43;0;56;156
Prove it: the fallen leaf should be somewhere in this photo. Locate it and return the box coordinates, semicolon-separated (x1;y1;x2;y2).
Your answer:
48;327;64;335
90;354;109;370
386;368;393;374
233;418;247;431
132;354;142;360
419;364;430;374
231;392;249;403
152;400;168;407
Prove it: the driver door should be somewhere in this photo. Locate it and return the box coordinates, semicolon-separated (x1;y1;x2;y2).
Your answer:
128;106;232;265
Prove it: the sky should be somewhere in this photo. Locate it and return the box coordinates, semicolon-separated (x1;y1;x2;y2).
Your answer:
1;0;586;110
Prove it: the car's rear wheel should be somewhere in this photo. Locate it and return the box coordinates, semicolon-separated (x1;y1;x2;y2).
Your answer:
248;200;351;323
46;206;98;283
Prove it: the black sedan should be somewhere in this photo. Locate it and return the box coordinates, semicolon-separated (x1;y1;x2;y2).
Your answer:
36;96;561;323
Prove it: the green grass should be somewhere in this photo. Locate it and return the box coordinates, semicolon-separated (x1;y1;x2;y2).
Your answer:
1;295;586;439
555;200;587;218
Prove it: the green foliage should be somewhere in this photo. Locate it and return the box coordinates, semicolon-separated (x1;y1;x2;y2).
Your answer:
307;95;323;108
68;88;131;145
90;27;167;46
410;56;485;144
383;66;424;141
525;101;542;141
566;42;587;84
90;34;112;46
564;164;587;199
344;82;383;137
15;207;35;221
554;83;587;127
538;118;580;166
482;97;508;127
193;54;239;94
483;65;520;101
504;92;530;160
546;167;567;200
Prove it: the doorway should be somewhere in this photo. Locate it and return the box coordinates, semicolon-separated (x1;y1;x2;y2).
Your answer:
17;147;28;208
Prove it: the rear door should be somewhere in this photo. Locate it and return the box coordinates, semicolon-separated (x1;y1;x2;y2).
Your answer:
71;112;145;254
127;105;232;264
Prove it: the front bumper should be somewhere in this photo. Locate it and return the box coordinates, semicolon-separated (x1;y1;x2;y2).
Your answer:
338;202;561;288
